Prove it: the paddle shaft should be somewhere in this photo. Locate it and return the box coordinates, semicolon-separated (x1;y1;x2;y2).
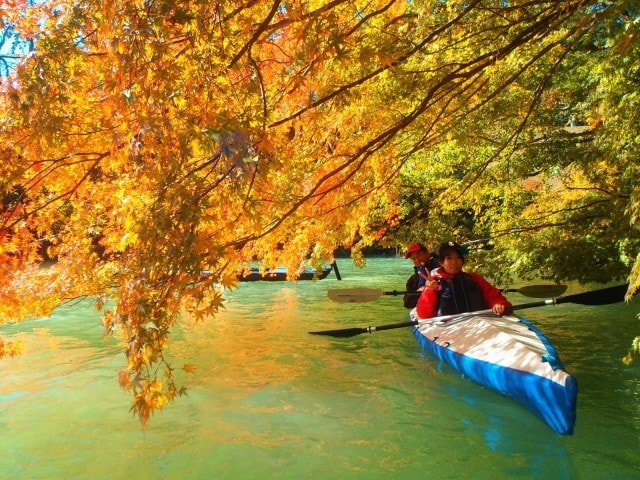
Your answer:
381;288;554;297
378;290;626;331
328;284;568;303
370;302;550;333
311;284;629;337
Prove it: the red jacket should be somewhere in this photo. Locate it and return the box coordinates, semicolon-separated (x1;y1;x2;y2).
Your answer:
416;269;512;319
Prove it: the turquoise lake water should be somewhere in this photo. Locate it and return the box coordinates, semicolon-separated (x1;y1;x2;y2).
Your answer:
1;257;639;479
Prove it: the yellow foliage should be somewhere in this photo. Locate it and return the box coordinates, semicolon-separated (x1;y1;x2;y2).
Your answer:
0;337;23;358
2;0;634;424
182;363;197;374
623;336;640;366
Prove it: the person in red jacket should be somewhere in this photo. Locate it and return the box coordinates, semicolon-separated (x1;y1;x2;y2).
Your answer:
416;242;511;319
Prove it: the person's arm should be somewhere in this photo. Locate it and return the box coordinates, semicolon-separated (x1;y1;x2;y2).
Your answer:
468;272;512;314
416;286;439;318
415;265;428;290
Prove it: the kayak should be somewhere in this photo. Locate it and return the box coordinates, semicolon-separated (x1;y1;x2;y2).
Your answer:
410;310;578;435
238;265;334;282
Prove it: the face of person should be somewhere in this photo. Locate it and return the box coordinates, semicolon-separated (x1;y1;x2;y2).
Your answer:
440;251;464;274
408;249;429;266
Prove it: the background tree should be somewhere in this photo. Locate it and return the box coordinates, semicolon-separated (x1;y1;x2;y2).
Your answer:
1;0;638;423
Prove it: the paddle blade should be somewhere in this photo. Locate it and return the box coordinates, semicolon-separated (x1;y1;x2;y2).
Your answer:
558;284;629;305
308;327;369;338
510;284;568;298
327;288;385;303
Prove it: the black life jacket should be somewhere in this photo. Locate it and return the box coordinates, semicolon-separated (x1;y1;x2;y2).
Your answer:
403;254;442;309
403;273;420;309
436;273;487;316
425;253;440;271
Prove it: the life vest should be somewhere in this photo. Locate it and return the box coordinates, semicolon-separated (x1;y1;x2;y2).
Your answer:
436;273;487;316
403;273;420;309
425;253;440;271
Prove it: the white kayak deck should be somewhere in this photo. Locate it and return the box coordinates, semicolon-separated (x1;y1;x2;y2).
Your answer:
410;311;569;386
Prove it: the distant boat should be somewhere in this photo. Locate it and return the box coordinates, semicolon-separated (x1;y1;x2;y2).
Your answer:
238;262;339;282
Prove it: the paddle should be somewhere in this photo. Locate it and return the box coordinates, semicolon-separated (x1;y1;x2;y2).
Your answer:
331;260;342;280
327;284;568;303
311;284;629;338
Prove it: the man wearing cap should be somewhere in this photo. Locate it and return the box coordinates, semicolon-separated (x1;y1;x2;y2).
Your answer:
403;243;440;309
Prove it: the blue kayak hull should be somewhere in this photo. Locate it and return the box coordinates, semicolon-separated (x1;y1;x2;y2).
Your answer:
411;313;578;435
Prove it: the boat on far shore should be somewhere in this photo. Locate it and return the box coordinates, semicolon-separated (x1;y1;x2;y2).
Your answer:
238;262;338;282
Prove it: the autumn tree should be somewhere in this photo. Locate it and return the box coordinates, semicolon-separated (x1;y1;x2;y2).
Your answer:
393;2;640;286
2;0;638;422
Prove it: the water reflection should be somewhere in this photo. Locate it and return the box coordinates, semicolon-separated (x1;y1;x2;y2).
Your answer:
1;259;640;479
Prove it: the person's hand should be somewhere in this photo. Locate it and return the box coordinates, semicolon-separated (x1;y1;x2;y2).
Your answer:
419;268;439;291
492;304;506;315
426;279;439;291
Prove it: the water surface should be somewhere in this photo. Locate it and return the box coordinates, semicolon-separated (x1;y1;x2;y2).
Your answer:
1;258;639;479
